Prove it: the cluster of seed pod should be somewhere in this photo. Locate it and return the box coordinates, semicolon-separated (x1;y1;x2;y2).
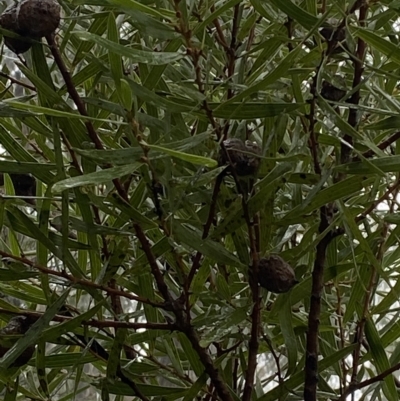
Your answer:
0;0;60;53
257;255;298;293
219;138;261;177
219;140;298;293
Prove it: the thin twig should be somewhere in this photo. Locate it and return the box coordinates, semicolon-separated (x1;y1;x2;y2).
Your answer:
0;70;35;91
46;34;103;150
0;308;176;330
357;131;400;160
356;177;400;223
262;334;283;385
0;250;164;307
337;361;400;401
187;172;224;287
349;204;390;400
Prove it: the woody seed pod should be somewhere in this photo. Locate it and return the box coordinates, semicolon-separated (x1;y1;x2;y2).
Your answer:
219;138;261;176
320;26;346;43
321;81;346;102
0;315;36;367
0;3;33;53
257;255;298;293
319;26;348;54
18;0;60;38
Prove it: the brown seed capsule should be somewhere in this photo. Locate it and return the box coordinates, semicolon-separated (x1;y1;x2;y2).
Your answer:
0;3;33;54
257;255;298;293
0;315;36;367
320;26;346;43
0;173;36;204
319;26;348;54
219;138;261;176
18;0;60;38
321;81;347;102
10;173;36;198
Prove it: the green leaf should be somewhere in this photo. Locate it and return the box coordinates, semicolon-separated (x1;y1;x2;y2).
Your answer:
365;116;400;130
267;0;320;29
365;320;397;399
42;302;106;341
208;102;303;119
145;144;217;168
282;176;366;223
220;47;302;105
336;156;400;174
0;290;70;370
52;163;143;192
279;297;298;375
173;222;244;268
259;345;357;401
73;31;185;65
355;28;400;66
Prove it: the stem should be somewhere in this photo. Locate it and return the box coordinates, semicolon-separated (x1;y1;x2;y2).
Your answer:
45;34;103;150
304;209;332;401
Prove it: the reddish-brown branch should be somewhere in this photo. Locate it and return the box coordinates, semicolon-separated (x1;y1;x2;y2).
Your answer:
304;209;333;401
187;172;224;287
178;323;234;401
46;33;127;217
0;71;36;91
242;273;260;401
233;180;259;401
356;178;400;223
349;221;388;398
46;34;104;150
357;131;400;160
0;308;176;330
342;3;367;165
132;222;174;304
69;326;150;401
212;17;230;50
303;4;367;400
133;220;233;401
226;4;240;99
338;355;400;400
0;250;163;308
262;334;283;384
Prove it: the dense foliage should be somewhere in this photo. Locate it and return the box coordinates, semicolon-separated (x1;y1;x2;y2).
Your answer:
0;0;400;400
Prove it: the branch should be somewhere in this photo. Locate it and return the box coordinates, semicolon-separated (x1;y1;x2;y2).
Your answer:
348;222;388;398
133;221;233;401
223;161;260;401
69;329;150;401
48;27;232;401
337;359;400;400
46;32;127;236
262;334;283;384
46;34;104;150
342;2;367;166
178;323;235;401
0;250;164;308
356;130;400;160
304;209;333;401
0;308;176;330
187;172;224;287
0;71;35;91
356;178;400;223
241;208;260;401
